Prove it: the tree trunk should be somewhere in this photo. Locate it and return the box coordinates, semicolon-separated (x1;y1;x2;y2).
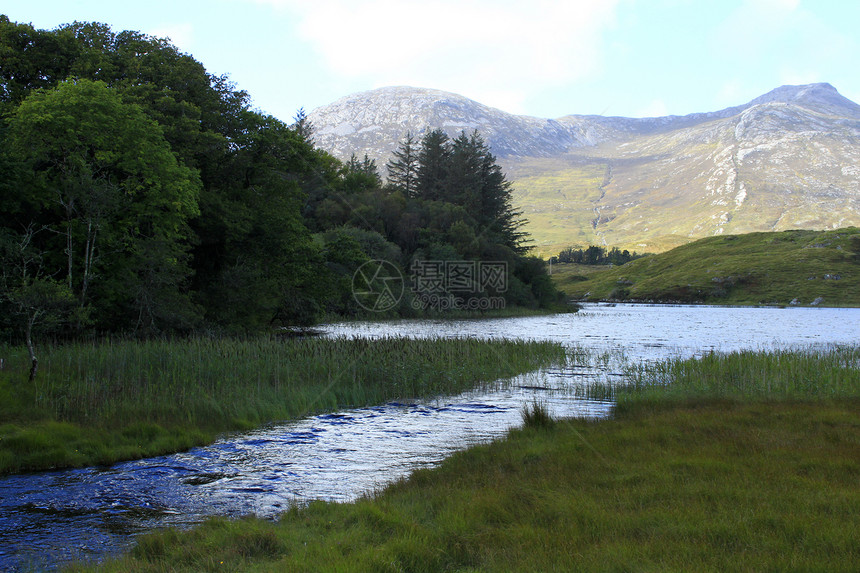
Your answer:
25;314;38;382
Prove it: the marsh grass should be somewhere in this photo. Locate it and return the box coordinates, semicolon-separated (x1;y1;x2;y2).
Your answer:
520;400;556;429
0;336;567;473
612;345;860;406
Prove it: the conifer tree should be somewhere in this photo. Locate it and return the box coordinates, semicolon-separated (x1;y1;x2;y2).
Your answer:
473;132;527;252
292;107;315;145
386;131;419;197
447;131;484;212
416;128;450;202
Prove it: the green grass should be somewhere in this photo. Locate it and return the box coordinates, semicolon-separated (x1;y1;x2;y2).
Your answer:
614;345;860;405
75;346;860;572
554;227;860;306
0;336;567;474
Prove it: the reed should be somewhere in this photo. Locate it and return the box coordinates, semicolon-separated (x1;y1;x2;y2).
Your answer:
614;345;860;405
0;335;568;473
520;400;556;430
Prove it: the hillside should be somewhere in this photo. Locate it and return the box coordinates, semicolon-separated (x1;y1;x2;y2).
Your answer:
308;84;860;254
552;227;860;307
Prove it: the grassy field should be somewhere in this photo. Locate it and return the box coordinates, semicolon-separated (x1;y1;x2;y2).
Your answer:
76;346;860;572
552;227;860;306
0;336;566;475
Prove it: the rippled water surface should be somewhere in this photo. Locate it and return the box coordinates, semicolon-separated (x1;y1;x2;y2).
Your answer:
2;304;858;571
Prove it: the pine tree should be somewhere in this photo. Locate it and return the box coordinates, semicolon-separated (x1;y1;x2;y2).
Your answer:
457;131;527;252
447;131;483;211
416;128;450;202
476;133;527;252
386;131;419;197
292;107;315;145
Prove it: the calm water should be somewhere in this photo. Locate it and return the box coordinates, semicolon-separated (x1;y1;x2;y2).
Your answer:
1;304;858;571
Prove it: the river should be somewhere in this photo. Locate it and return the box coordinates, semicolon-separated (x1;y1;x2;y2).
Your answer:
1;304;858;571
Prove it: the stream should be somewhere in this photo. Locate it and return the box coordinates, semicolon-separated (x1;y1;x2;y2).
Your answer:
1;304;858;571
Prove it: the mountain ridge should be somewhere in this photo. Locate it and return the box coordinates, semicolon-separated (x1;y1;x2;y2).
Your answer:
307;83;860;252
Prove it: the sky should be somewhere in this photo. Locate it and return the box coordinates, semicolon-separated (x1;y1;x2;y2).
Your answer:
3;0;859;122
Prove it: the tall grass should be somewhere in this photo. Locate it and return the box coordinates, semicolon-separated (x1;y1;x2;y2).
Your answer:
0;336;567;473
615;345;860;404
520;400;556;430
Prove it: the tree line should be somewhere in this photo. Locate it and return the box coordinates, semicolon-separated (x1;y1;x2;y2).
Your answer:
552;246;646;266
0;16;560;359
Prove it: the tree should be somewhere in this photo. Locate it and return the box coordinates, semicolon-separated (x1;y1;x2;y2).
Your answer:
6;79;201;332
416;129;526;253
191;110;326;329
469;131;526;252
386;131;419;197
342;154;382;192
292;107;315;145
0;225;74;380
0;16;79;113
416;128;450;202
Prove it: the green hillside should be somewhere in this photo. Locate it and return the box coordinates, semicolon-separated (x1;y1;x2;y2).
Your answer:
553;227;860;307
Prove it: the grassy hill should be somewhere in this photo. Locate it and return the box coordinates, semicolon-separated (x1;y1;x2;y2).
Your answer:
552;227;860;307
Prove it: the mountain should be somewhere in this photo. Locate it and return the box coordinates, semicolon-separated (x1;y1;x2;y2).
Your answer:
307;83;860;253
307;86;598;159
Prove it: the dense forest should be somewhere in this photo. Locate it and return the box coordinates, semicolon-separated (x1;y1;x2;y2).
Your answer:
0;16;560;346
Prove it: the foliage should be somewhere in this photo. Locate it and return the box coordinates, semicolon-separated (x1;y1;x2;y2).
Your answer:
553;245;646;265
5;79;201;333
0;15;560;339
385;130;419;197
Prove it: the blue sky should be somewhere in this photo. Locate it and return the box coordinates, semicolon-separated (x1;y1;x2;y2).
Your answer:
3;0;858;122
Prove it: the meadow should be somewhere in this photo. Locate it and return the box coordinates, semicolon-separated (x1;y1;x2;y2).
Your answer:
552;227;860;307
75;345;860;572
0;335;567;474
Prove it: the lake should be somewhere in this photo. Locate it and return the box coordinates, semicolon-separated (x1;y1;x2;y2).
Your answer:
1;304;858;571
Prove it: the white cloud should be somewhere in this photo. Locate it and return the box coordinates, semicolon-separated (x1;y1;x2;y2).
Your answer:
246;0;619;113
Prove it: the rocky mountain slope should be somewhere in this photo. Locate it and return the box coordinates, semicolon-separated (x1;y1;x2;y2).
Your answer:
307;83;860;252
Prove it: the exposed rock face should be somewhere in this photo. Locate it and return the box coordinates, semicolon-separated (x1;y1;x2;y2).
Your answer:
307;83;860;251
308;86;597;161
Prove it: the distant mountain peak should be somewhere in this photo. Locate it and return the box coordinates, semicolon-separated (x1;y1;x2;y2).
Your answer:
746;83;860;117
309;86;597;162
308;83;860;168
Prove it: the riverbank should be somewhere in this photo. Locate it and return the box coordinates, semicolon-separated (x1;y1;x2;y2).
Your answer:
0;336;567;475
78;346;860;572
